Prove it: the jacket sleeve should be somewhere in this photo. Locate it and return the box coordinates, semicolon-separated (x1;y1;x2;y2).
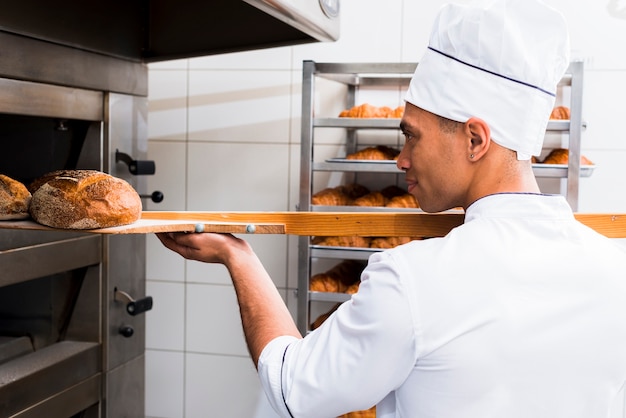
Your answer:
258;251;419;418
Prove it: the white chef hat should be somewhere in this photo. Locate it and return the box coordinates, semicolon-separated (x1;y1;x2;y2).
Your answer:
405;0;570;160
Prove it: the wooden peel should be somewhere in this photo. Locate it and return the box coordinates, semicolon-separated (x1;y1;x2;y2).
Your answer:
0;211;625;238
0;218;286;235
140;211;465;238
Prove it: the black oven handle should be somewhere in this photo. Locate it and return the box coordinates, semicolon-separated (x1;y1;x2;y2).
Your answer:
114;288;153;316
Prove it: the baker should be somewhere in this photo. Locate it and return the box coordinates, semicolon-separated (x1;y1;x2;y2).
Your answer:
157;0;626;416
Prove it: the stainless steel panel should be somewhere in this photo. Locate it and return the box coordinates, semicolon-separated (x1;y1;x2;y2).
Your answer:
0;341;100;417
0;235;102;288
0;31;147;96
65;266;102;344
105;234;147;370
0;78;103;121
99;93;148;416
104;354;145;418
12;374;101;418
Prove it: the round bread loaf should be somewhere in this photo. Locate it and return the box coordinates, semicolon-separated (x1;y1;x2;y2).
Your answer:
29;170;142;229
0;174;32;220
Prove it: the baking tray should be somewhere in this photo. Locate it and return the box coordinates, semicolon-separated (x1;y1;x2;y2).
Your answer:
531;163;596;178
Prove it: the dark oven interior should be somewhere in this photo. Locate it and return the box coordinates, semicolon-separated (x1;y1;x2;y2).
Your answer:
0;114;98;185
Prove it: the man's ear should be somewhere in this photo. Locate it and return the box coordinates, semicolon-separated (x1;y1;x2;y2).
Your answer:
465;117;491;161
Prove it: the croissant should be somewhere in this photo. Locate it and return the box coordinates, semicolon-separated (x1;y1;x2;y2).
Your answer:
346;145;400;161
391;105;405;118
541;148;593;165
311;187;351;206
550;106;570;120
369;236;416;249
310;303;341;330
309;273;343;293
385;193;419;208
312;183;372;206
339;103;404;119
345;282;360;294
352;191;388;207
326;259;366;286
339;103;379;118
338;183;370;200
380;185;407;199
309;260;365;293
311;235;372;248
339;408;376;418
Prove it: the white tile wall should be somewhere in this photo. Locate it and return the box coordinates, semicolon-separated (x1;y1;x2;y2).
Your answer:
146;0;626;416
146;350;185;418
184;353;280;418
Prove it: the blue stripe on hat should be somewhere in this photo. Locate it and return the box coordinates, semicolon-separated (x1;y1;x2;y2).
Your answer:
427;46;556;97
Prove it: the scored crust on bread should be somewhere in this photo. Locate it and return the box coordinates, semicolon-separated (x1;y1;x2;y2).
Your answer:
0;174;32;220
29;169;142;229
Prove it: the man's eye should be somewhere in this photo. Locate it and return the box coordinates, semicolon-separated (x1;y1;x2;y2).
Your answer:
402;132;414;142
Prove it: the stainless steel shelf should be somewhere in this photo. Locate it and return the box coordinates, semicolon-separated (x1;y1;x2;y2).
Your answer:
0;341;101;418
313;62;416;86
309;291;352;303
532;164;596;178
315;117;572;131
314;117;402;129
0;234;102;288
310;205;422;212
313;160;401;173
310;245;381;260
298;60;587;335
314;159;594;179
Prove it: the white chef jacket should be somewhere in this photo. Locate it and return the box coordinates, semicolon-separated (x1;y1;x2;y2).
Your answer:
258;193;626;418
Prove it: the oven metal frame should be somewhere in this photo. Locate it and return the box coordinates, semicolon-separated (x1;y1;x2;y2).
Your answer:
0;32;149;418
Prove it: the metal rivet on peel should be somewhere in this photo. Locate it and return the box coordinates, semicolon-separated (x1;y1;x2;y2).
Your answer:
246;224;256;234
194;223;205;233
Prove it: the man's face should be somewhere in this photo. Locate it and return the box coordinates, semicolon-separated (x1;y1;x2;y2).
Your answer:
397;103;468;213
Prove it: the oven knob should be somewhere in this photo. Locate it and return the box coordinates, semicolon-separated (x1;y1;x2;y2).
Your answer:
119;325;134;338
140;191;164;203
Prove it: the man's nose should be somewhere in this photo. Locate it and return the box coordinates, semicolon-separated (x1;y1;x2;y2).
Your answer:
396;147;409;171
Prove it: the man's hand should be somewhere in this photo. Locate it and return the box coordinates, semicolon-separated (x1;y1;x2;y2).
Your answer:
156;231;246;265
